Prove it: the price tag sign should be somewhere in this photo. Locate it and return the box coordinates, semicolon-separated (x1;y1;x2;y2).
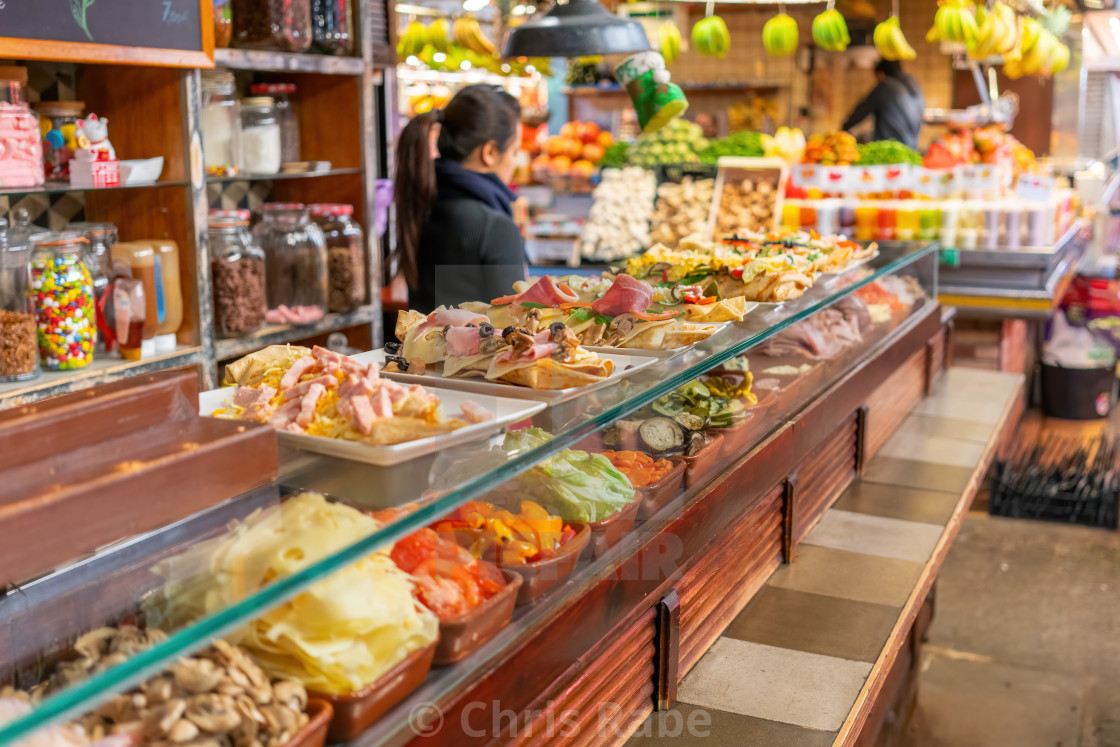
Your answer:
792;164;821;190
819;166;852;193
910;167;942;198
1016;174;1056;202
882;163;911;192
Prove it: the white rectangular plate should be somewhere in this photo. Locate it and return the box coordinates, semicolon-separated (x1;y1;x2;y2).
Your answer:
820;249;881;276
199;385;546;466
584;321;737;359
351;349;659;403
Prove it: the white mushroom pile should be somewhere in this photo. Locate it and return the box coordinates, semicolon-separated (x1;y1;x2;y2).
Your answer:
30;626;169;699
650;178;716;247
579;167;657;261
714;171;781;239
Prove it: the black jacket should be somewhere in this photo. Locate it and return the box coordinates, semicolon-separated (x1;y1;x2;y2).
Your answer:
842;73;925;150
412;198;527;313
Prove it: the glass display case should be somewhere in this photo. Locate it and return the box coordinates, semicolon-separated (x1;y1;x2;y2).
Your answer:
0;242;938;747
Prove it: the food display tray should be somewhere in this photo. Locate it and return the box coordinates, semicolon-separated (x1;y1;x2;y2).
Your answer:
352;349;658;404
434;571;522;666
635;457;686;520
502;522;590;605
587;495;642;559
0;371;277;588
199;386;545;467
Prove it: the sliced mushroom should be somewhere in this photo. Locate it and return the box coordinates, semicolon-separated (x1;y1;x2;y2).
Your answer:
479;336;506;354
185;694;241;733
73;628;116;662
582;322;606;346
173;658;224;694
648;261;673;275
169;719;201;743
142;698;187;739
143;675;176;705
271;681;307;713
606;313;637;345
524;308;543;334
669;283;686;302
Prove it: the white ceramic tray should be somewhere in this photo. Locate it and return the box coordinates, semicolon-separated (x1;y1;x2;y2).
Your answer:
351;349;659;403
198;386;545;466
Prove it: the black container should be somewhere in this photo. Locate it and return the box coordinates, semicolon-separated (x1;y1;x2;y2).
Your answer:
1040;363;1117;420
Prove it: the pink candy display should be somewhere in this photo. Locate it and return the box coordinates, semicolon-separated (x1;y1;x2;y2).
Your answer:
0;102;44;188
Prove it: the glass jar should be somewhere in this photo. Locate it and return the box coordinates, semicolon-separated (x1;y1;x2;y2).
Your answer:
0;228;40;382
240;97;282;175
30;231;96;371
253;203;327;324
68;221;117;296
231;0;312;52
310;203;365;312
250;83;300;165
214;0;233;47
311;0;353;55
208;210;268;337
32;100;84;183
201;70;242;176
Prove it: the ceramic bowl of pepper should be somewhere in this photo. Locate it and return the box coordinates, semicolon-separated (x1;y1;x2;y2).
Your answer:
500;523;590;605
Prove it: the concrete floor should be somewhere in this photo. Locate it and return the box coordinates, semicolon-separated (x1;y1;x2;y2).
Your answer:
902;514;1120;747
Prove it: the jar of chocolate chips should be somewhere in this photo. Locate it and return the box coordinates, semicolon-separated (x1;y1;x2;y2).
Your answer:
208;210;267;338
0;221;40;382
231;0;313;52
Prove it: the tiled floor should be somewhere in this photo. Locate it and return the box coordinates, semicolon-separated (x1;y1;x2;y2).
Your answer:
629;368;1024;746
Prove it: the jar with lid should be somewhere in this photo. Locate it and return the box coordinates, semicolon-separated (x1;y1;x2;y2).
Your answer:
0;67;44;189
253;203;327;324
250;83;300;165
310;204;365;312
240;97;282;175
231;0;312;52
214;0;233;47
208;210;268;337
30;231;96;370
201;70;242;175
68;221;117;296
32;100;84;182
311;0;353;55
0;226;40;382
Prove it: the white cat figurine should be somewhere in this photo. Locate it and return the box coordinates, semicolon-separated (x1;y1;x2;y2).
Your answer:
76;114;116;161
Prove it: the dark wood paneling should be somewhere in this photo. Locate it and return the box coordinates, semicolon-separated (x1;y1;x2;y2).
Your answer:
864;350;926;461
792;417;858;546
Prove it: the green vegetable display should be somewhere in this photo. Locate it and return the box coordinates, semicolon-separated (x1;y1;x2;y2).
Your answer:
699;130;765;164
856;140;923;166
651;380;746;428
628;118;709;168
497;428;636;522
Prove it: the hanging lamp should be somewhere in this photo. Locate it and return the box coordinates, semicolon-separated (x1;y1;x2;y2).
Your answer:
503;0;652;58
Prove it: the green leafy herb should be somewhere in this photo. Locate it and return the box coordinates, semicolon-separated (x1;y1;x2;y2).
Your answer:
567;308;612;325
520;301;548;309
856;140;923;166
699;130;765;164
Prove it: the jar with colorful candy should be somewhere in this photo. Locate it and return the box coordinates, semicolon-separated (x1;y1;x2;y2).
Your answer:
30;231;95;370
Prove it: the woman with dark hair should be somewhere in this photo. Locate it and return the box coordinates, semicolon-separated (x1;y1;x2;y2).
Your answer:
395;84;527;313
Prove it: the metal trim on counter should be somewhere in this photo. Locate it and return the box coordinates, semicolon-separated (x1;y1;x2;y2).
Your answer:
213;48;365;76
214;306;381;361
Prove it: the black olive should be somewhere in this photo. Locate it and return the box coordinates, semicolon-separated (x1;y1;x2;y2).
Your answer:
502;325;517;338
465;322;477;328
386;355;408;372
443;325;451;335
479;322;494;338
384;341;402;354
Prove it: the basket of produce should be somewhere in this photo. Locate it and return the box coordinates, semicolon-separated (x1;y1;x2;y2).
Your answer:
709;157;789;240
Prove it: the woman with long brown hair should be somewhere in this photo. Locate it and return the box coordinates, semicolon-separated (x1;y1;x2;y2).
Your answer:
394;84;527;312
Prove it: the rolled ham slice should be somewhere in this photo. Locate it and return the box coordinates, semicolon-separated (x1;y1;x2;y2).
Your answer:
493;277;579;307
445;326;483;357
592;275;654;317
416;307;489;334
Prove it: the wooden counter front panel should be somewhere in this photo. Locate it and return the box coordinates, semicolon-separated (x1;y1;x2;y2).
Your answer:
863;350;926;462
792;415;858;548
678;486;784;675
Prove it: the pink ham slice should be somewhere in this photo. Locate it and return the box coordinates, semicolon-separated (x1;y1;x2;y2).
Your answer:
460;400;493;423
279;356;316;390
268;399;302;430
445;326;483;357
234;385;277;422
416;307;489;334
296;383;326;427
494;342;557;366
591;275;654;317
282;374;336;401
350;395;376;435
495;277;580;307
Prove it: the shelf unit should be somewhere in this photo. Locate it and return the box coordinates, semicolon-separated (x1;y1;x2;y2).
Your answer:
0;1;395;406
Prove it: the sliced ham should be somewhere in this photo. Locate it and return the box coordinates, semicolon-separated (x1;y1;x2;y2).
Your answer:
282;374;336;401
311;345;344;374
350;395;375;435
234;385;277;422
234;386;266;407
460;400;493;424
296;383;326;427
279;356;316;390
268;399;302;429
340;357;367;376
498;277;580;307
416;307;489;334
445;326;482;357
592;275;654;317
494;342;557;366
370;385;394;419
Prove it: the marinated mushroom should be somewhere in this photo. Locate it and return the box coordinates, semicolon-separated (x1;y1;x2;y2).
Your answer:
606;313;638;345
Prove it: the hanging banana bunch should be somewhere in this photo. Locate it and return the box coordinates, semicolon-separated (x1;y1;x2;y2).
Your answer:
926;0;979;48
873;17;916;60
812;1;850;52
967;2;1017;59
453;17;499;57
660;21;683;65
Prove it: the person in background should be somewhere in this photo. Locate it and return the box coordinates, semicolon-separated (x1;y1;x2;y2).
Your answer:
395;85;528;313
841;59;925;150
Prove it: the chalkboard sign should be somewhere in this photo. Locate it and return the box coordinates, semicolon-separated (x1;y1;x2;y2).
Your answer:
0;0;213;68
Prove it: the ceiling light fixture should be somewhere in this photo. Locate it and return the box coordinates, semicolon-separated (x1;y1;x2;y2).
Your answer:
504;0;651;57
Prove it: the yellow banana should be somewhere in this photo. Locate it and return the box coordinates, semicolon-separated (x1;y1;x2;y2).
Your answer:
1051;42;1071;74
428;19;451;53
660;22;682;65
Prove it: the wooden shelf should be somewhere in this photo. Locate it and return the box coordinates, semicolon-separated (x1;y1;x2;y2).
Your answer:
0;346;204;408
213;48;364;76
564;82;786;96
214;306;380;361
0;179;189;197
205;167;363;184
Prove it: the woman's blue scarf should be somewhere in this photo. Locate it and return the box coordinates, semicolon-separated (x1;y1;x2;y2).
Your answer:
435;158;515;217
